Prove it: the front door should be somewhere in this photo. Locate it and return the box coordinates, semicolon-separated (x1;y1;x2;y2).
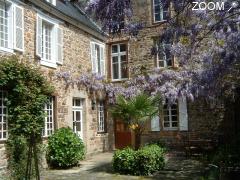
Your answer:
72;98;83;139
115;120;132;149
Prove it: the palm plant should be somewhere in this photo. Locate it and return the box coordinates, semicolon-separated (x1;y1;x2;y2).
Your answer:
111;93;160;150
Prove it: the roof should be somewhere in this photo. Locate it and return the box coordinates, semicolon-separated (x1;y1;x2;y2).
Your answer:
27;0;105;39
55;0;103;34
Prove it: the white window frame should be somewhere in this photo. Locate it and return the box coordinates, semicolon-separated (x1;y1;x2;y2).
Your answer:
0;0;14;53
163;101;178;131
111;43;128;81
155;41;173;68
72;98;84;139
37;13;59;68
45;0;56;6
43;97;54;137
153;0;168;23
0;90;8;140
91;41;105;75
98;101;105;133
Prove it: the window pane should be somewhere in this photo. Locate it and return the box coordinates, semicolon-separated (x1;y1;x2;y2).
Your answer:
112;45;118;53
113;62;119;79
76;111;81;121
172;122;178;127
76;122;81;131
121;62;128;79
164;122;170;127
112;56;118;63
0;2;8;48
120;44;126;52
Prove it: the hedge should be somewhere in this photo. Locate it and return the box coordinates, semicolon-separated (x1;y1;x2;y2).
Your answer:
113;144;165;175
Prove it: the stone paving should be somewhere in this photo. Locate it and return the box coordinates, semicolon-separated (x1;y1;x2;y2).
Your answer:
41;152;209;180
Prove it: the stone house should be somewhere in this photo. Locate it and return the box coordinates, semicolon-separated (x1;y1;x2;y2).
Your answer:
0;0;114;169
107;0;224;149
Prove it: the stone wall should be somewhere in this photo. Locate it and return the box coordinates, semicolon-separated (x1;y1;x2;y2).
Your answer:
107;0;225;148
0;1;113;169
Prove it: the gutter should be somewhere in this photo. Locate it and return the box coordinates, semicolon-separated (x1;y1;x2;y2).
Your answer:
27;0;107;41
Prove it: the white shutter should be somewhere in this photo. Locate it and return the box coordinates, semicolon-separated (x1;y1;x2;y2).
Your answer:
36;15;42;57
100;45;105;75
90;42;97;73
151;116;160;131
56;27;63;64
14;5;24;51
179;96;188;131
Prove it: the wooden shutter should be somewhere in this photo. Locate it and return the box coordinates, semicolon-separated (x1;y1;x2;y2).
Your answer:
151;116;160;131
56;27;63;64
179;96;188;131
36;15;42;57
14;5;24;51
100;45;105;75
90;42;97;73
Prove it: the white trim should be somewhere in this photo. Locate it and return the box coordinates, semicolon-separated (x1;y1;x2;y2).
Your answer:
72;98;84;139
37;13;60;68
0;47;14;54
40;60;57;69
111;43;128;81
152;0;168;23
97;101;105;132
13;4;24;52
45;0;56;6
43;97;54;137
90;41;105;75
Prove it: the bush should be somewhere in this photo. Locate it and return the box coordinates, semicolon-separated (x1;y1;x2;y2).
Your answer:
46;127;85;168
113;144;165;175
113;148;136;174
136;145;165;175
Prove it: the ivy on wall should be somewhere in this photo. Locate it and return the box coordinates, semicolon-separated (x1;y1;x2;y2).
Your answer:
0;56;54;180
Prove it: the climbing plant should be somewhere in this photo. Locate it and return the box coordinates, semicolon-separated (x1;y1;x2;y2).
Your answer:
0;56;54;180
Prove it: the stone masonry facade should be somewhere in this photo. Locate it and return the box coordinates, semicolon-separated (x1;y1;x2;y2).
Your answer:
0;0;113;169
107;0;224;148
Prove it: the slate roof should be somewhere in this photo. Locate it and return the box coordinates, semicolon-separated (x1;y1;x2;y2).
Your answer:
54;0;103;34
29;0;104;35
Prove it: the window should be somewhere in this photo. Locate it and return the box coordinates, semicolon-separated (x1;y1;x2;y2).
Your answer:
0;1;24;52
163;100;178;130
42;22;53;62
153;0;169;23
155;39;173;68
98;101;105;132
111;44;128;80
45;0;56;6
0;91;7;140
151;115;160;131
43;97;54;137
72;98;83;139
36;14;63;68
91;42;105;75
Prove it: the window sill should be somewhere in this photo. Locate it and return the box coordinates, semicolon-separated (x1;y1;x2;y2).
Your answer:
40;60;57;69
111;78;128;82
0;47;14;54
153;20;167;25
96;132;108;136
163;128;179;131
0;139;7;144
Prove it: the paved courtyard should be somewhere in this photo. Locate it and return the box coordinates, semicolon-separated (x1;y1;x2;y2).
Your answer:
41;152;212;180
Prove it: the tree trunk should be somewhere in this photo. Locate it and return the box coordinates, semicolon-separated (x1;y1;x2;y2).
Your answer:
134;130;141;150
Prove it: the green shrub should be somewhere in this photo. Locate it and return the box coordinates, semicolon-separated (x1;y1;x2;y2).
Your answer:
113;147;136;174
46;127;85;168
136;144;165;175
113;144;165;175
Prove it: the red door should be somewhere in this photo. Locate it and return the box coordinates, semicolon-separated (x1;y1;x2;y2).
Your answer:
115;120;132;149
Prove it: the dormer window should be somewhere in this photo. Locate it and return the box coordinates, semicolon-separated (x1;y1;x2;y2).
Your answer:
45;0;56;6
